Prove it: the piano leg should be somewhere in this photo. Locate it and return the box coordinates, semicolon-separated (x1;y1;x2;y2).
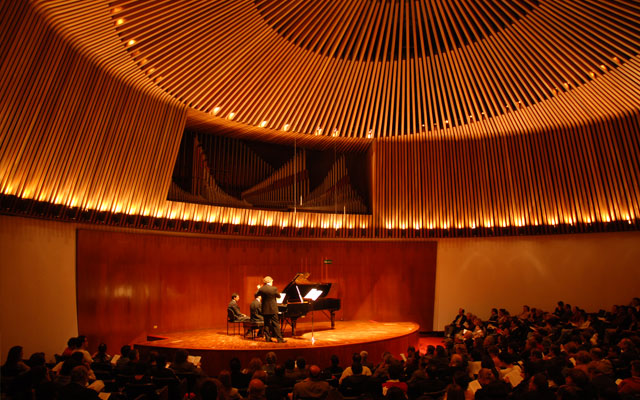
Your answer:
330;310;336;329
291;318;297;336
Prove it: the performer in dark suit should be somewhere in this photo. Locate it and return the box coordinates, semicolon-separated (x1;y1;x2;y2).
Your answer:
228;293;249;322
256;276;286;343
250;295;264;322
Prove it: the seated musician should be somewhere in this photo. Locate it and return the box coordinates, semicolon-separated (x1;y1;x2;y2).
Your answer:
228;293;249;322
250;294;264;323
247;294;264;337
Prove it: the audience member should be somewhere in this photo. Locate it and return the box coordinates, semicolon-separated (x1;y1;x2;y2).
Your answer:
292;365;330;400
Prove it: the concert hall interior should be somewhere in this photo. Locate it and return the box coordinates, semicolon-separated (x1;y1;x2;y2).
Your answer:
1;0;640;373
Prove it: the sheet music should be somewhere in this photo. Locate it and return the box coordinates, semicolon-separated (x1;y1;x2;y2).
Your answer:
304;288;323;301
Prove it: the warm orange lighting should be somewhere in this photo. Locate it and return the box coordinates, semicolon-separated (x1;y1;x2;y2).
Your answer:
259;120;268;128
127;39;136;46
600;64;607;71
139;58;147;65
283;124;290;131
116;18;124;26
212;106;221;115
315;127;322;135
112;6;122;13
228;112;235;120
563;82;569;89
589;71;595;78
332;129;339;137
147;68;155;75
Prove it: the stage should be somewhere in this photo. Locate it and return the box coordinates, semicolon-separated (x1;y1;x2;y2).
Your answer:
135;321;420;376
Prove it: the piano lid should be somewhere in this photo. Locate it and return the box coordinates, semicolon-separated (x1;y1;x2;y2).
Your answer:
280;272;332;303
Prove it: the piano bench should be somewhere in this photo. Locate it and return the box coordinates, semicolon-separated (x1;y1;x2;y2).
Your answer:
242;321;263;340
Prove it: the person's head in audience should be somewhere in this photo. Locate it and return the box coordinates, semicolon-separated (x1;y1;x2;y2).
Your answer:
156;354;168;369
120;345;131;358
351;352;362;365
248;378;266;399
4;346;24;367
70;365;89;386
28;352;46;368
60;353;83;376
445;384;465;400
352;362;363;376
575;350;591;366
308;365;321;380
426;345;435;356
449;354;464;368
360;350;370;363
174;349;189;365
387;362;402;381
452;370;469;391
265;352;277;366
565;368;589;389
230;357;242;373
248;357;263;374
128;348;139;363
284;359;295;371
330;354;340;368
296;357;306;370
218;370;233;390
435;346;446;358
528;372;548;392
252;369;267;382
65;337;76;351
477;368;495;387
200;378;219;400
274;364;285;377
231;293;239;302
77;335;88;350
97;343;108;356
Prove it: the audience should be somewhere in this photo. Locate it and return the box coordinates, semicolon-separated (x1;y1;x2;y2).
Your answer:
3;297;639;400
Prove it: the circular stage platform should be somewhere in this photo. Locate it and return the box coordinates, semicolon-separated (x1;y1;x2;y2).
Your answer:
135;321;420;376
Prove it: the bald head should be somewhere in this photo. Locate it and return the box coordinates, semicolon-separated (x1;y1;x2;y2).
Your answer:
309;365;321;379
249;378;265;396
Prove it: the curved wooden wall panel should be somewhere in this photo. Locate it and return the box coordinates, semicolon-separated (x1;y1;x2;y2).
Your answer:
0;0;639;239
0;0;187;217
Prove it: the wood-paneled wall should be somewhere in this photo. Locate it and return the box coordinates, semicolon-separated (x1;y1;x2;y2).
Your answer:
76;229;437;352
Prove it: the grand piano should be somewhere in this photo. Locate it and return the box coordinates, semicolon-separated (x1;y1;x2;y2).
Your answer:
278;272;341;336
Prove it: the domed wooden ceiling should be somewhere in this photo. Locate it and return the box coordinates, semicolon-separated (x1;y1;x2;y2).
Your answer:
110;0;640;138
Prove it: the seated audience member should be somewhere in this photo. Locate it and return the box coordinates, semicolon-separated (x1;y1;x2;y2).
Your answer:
381;362;407;396
1;346;30;377
294;357;309;381
150;354;178;379
170;349;205;377
446;308;468;338
468;368;494;395
339;352;372;384
292;365;330;400
340;362;371;397
60;337;77;359
245;357;264;378
58;365;100;400
263;352;277;376
558;368;596;400
218;370;243;400
200;378;220;400
619;360;640;396
523;372;554;400
248;378;267;400
228;293;250;322
230;357;250;390
444;383;466;400
115;345;131;369
322;354;343;381
474;368;511;400
407;363;446;398
75;335;93;364
373;352;394;380
360;351;375;371
266;364;296;400
92;343;111;365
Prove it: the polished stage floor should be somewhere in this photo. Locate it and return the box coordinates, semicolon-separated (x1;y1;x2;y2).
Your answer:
135;320;422;376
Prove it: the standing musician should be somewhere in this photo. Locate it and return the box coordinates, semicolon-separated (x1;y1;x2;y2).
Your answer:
256;276;287;343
